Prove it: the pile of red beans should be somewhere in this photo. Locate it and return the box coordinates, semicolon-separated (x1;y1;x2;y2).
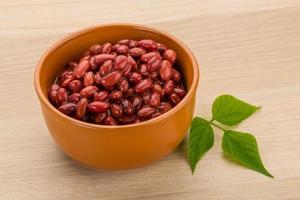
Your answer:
48;39;186;125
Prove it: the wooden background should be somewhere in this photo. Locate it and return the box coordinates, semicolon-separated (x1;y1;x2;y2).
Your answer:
1;0;300;199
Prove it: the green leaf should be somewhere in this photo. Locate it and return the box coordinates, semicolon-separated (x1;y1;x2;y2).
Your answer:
188;117;214;173
222;130;273;178
212;95;260;126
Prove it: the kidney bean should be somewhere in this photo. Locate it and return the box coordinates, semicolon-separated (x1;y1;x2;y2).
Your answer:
73;59;90;79
129;72;142;84
100;71;122;87
110;103;123;118
94;91;109;101
49;90;58;105
61;77;74;89
116;45;129;54
140;52;157;63
170;93;181;105
89;56;98;71
87;101;109;113
132;96;143;111
163;80;174;95
143;92;151;105
121;99;134;115
68;61;78;70
137;39;157;50
122;64;132;77
94;72;102;85
159;60;172;81
110;90;123;101
76;98;88;119
149;71;159;81
93;54;115;65
127;55;138;71
50;83;59;91
128;40;138;48
171;69;181;82
112;44;120;52
104;116;118;125
174;88;186;98
148;55;162;72
137;106;156;119
139;64;149;77
152;83;164;96
117;39;129;45
89;44;102;55
101;42;112;54
94;113;107;124
157;43;166;53
68;93;81;104
99;60;113;77
59;70;73;82
58;103;76;115
118;79;129;92
118;115;136;124
124;88;134;98
80;86;98;98
135;78;152;94
57;88;68;105
163;49;176;64
149;92;161;107
69;80;83;93
83;71;95;86
115;55;128;71
129;47;146;57
158;102;173;113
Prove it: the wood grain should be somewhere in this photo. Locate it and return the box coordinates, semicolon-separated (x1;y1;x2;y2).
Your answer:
1;0;300;199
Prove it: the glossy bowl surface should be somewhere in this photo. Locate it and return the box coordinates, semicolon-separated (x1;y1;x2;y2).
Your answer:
34;23;199;170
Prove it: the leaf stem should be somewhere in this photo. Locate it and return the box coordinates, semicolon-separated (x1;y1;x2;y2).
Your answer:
209;119;226;132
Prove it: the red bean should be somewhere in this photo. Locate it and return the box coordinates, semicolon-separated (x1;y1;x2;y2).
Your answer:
83;71;95;87
174;88;186;98
115;55;128;71
118;79;129;92
69;80;83;93
143;92;151;105
140;52;157;63
152;84;164;96
89;44;102;55
117;39;130;45
159;60;172;81
118;115;136;124
93;54;115;65
100;71;122;87
94;113;107;124
94;91;109;101
135;78;152;94
158;102;173;113
58;103;76;115
101;42;112;54
121;99;134;116
116;45;129;54
169;93;181;105
124;88;134;98
128;40;138;48
171;69;181;82
110;103;123;118
80;86;98;98
61;77;74;89
129;72;142;84
147;55;162;72
164;80;174;95
68;93;81;104
139;64;149;77
73;60;90;79
132;96;143;111
50;83;59;91
157;43;166;53
137;39;157;50
57;88;68;105
99;60;113;76
137;106;155;119
149;92;161;108
68;61;78;70
163;49;176;64
104;116;118;125
87;101;109;113
149;71;159;81
49;90;58;105
129;47;146;57
76;98;88;119
127;55;138;71
110;90;123;101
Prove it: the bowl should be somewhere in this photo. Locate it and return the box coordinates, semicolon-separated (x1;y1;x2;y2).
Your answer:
34;23;199;170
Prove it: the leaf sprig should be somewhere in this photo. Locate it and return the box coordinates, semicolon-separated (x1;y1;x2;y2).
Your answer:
188;95;273;178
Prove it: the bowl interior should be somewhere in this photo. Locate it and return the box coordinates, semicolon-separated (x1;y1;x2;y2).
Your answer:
36;24;198;128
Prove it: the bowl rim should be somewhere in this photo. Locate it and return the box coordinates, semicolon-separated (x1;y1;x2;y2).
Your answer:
34;23;199;129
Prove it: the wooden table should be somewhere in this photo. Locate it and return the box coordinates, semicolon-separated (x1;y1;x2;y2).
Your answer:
1;1;300;199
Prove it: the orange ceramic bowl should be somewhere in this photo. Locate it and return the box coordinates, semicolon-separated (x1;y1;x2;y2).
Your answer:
34;23;199;170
